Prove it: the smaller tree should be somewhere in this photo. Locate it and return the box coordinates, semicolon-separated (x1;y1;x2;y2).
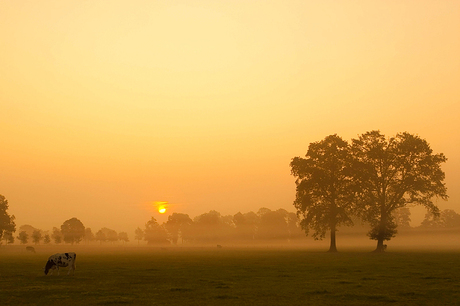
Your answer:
52;227;62;244
95;229;107;245
101;228;118;244
32;230;42;245
118;232;129;244
43;234;51;244
144;217;169;245
134;227;144;244
61;218;85;244
164;213;193;244
17;231;28;244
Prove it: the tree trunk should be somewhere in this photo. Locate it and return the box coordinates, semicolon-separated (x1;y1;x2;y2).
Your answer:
374;238;385;252
373;213;386;252
328;225;338;252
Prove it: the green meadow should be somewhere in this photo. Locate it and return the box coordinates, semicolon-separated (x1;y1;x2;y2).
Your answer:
1;246;459;306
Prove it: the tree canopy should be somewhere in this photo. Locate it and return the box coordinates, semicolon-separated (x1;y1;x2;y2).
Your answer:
61;217;86;244
291;134;354;252
351;131;448;252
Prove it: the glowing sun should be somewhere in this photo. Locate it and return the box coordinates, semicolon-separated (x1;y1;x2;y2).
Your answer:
158;206;166;214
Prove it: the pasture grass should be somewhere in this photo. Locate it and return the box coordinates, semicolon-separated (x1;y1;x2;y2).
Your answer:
1;246;460;305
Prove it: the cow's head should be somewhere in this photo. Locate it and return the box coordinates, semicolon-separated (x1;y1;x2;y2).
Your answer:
44;260;54;275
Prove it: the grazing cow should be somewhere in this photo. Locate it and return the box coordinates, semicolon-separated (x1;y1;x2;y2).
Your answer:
26;246;36;253
44;252;77;276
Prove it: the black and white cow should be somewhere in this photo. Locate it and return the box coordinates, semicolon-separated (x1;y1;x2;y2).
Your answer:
44;252;77;276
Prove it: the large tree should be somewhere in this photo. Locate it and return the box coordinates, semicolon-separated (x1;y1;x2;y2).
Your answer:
291;134;354;252
351;131;448;252
0;194;16;242
61;218;85;244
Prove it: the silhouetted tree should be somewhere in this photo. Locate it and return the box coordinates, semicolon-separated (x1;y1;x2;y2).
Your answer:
144;217;169;245
134;227;144;244
17;231;28;244
164;213;193;244
32;230;42;245
52;227;62;244
291;135;354;252
0;195;16;243
43;234;51;244
118;232;129;243
95;229;107;244
351;131;448;252
61;218;85;244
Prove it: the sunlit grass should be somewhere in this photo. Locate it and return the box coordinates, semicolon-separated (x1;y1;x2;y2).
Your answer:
1;246;459;305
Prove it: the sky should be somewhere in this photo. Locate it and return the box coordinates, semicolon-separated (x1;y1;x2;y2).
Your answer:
1;0;459;234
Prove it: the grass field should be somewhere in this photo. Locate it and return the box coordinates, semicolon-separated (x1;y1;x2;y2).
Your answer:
1;246;459;305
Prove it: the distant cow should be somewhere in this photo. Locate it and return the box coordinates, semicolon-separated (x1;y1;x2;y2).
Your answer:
44;252;77;276
26;246;35;253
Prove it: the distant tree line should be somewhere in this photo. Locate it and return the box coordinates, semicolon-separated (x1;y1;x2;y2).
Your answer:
0;214;129;246
135;208;302;245
1;192;459;248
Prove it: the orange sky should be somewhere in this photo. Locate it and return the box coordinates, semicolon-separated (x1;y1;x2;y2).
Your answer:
1;1;459;234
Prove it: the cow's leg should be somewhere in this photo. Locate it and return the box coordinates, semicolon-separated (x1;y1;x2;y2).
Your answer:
57;266;60;276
